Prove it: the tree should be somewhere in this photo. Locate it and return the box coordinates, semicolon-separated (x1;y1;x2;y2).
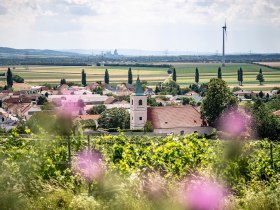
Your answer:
218;67;222;79
98;107;130;129
144;121;154;132
87;105;106;115
128;68;133;85
237;69;240;85
239;68;243;86
195;68;199;84
172;68;177;82
259;68;262;74
60;78;67;85
256;72;264;85
201;78;238;126
259;91;264;98
81;69;87;86
37;96;47;105
6;68;13;88
104;69;109;84
252;100;280;140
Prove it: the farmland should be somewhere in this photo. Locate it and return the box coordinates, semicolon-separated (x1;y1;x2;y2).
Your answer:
0;62;280;91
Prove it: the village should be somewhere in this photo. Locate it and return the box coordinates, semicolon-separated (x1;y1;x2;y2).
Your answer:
1;67;279;139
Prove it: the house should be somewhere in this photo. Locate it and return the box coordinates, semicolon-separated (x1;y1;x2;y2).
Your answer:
233;90;253;100
185;91;199;97
0;110;18;131
22;105;42;120
144;88;155;96
130;76;212;135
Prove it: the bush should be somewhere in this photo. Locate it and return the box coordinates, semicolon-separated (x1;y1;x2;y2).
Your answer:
13;75;24;83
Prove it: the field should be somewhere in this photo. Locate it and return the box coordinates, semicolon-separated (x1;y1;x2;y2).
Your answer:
254;62;280;68
0;62;280;91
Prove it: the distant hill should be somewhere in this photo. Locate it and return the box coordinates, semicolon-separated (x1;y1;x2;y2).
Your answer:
0;47;84;57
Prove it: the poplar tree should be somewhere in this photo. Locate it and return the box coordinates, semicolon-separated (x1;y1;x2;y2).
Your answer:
195;68;199;84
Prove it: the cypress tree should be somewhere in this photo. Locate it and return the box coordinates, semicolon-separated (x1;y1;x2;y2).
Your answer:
239;68;243;86
259;68;262;74
128;67;133;85
104;69;109;84
172;68;177;82
218;67;222;79
237;69;240;85
81;69;87;86
195;68;199;84
6;68;13;88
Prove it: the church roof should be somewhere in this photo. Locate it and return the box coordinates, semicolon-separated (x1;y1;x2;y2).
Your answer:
147;106;203;129
133;75;145;96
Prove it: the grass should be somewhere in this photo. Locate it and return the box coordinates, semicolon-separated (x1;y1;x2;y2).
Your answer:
0;63;279;91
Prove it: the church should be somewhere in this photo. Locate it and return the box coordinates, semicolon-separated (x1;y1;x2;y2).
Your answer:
130;76;213;135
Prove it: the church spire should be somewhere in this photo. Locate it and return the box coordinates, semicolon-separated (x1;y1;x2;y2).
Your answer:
134;74;144;95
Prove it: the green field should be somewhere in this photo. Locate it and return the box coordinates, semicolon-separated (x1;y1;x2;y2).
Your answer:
0;63;280;91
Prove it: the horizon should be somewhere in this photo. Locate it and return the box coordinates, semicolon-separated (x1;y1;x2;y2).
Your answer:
0;0;279;54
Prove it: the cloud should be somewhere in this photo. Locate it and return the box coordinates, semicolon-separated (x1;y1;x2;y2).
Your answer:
0;5;7;15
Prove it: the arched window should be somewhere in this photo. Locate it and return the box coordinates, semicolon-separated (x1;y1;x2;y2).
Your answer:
132;100;133;105
139;99;143;105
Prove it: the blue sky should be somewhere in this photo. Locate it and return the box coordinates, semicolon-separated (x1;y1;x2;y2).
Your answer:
0;0;279;53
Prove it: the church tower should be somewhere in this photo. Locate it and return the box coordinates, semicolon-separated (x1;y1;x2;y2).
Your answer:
130;75;147;130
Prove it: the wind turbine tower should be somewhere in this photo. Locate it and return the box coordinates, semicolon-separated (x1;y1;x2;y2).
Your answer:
222;21;227;67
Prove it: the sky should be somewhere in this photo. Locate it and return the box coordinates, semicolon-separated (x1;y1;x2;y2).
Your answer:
0;0;279;54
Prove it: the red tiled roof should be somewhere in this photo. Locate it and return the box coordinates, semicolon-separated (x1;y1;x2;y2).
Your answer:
104;97;117;104
147;106;203;129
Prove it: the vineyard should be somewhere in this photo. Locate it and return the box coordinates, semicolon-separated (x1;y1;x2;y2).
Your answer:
0;131;279;210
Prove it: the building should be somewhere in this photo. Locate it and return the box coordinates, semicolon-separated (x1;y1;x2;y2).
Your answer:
129;76;212;135
130;76;147;130
147;106;212;135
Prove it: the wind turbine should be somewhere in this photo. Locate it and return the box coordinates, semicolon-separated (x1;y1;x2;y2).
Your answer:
222;21;227;67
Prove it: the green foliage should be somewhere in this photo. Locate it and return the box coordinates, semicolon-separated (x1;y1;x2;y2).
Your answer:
104;69;109;84
252;100;280;140
156;80;181;96
128;67;133;85
37;96;47;105
13;74;24;83
218;67;222;79
232;86;241;92
237;68;243;85
144;121;154;132
98;107;130;129
60;78;67;85
41;102;55;111
147;96;160;106
26;112;57;133
87;105;106;115
172;68;177;82
256;72;264;85
0;132;279;210
201;78;238;126
195;67;199;83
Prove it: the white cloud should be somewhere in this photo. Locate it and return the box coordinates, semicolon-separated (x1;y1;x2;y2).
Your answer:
0;0;279;52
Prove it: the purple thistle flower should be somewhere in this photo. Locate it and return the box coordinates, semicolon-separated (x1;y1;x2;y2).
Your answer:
73;150;104;182
180;177;226;210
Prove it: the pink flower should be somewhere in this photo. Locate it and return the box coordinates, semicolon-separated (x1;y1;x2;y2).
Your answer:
73;150;104;181
180;177;226;210
217;109;251;137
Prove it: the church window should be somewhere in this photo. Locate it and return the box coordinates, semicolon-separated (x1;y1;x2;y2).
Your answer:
139;99;143;105
139;117;142;120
